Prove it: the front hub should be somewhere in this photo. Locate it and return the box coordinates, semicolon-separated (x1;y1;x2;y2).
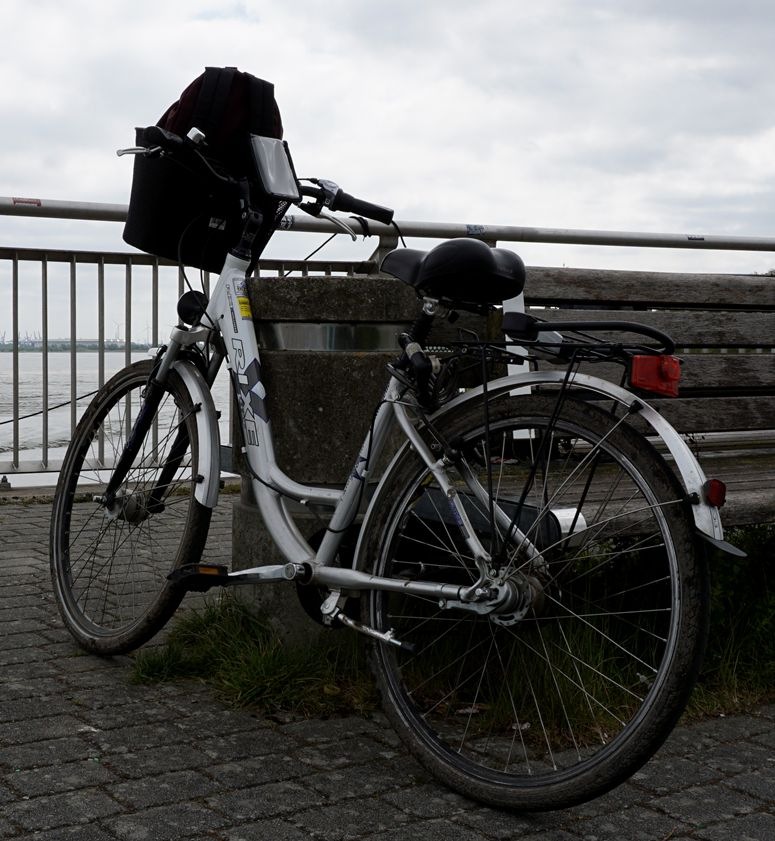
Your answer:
96;490;152;524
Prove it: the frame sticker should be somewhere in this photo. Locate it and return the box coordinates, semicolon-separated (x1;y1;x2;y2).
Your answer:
234;279;253;320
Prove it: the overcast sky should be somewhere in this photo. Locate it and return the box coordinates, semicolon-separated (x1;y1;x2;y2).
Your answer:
2;0;775;338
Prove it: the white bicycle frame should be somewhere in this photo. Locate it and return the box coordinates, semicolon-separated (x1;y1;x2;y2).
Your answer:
158;248;728;607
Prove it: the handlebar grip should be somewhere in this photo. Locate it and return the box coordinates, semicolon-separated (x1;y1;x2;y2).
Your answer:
137;125;185;150
332;190;394;226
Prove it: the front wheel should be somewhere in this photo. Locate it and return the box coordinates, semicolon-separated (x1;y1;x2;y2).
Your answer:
50;360;212;655
361;393;708;811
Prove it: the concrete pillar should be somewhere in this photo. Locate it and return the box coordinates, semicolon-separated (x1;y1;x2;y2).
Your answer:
231;272;499;645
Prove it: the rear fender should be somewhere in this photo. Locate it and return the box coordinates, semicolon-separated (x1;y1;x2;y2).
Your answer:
439;370;725;541
354;370;724;572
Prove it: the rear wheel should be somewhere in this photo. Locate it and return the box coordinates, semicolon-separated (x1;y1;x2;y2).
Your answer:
50;360;211;654
362;393;708;810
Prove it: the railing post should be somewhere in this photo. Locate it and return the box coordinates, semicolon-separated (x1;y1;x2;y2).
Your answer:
98;258;105;389
11;255;19;470
41;257;49;469
125;261;132;368
69;255;77;435
96;257;106;466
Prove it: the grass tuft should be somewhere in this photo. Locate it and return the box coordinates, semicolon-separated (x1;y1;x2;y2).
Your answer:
687;523;775;717
131;595;376;717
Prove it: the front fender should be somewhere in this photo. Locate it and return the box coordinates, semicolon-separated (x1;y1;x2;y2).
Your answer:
172;360;221;509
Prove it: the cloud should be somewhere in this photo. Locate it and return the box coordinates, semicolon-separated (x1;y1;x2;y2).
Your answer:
0;0;773;289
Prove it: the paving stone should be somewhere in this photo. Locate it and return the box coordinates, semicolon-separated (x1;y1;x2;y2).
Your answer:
572;805;691;840
382;782;473;820
278;713;388;743
305;757;428;800
361;817;495;841
5;757;117;797
650;783;762;826
444;804;541;838
0;816;19;839
208;754;307;788
692;811;775;841
722;765;775;803
106;801;227;840
2;787;122;832
207;779;324;822
561;781;646;818
292;797;410;840
109;768;219;809
194;727;302;764
26;827;121;841
291;735;401;771
0;785;14;806
685;740;775;775
0;736;98;771
222;819;319;841
88;720;193;754
0;713;92;745
0;695;79;724
630;754;720;795
103;743;211;780
746;726;775;750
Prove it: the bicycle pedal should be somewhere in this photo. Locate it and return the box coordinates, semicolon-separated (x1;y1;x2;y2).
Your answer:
168;563;230;592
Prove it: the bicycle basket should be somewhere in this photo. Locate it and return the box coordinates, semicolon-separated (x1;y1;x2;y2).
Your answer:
122;67;286;273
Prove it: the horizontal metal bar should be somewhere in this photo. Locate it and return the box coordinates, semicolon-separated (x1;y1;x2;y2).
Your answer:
0;245;372;274
309;564;467;602
0;458;64;475
1;195;127;222
3;195;775;252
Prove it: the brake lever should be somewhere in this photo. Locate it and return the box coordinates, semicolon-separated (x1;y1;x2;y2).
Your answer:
319;211;357;240
116;146;162;158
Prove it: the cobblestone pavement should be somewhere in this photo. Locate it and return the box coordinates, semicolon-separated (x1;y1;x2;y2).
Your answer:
1;495;774;840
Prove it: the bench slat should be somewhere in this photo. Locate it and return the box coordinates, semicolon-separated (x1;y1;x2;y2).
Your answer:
526;267;775;309
529;308;775;348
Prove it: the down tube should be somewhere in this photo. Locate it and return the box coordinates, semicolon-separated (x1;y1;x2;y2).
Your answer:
207;265;360;565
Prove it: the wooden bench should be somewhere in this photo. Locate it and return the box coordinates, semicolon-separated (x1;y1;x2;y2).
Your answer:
519;265;775;527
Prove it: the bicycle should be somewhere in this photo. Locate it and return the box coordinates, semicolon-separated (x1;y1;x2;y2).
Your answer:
50;125;733;811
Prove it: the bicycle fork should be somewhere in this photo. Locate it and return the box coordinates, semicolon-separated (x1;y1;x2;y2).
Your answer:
97;347;179;518
96;335;219;520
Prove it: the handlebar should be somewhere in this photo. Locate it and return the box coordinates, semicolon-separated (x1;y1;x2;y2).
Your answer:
299;179;394;226
119;127;395;227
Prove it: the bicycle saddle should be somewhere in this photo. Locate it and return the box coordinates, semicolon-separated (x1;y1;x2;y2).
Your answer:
381;239;525;310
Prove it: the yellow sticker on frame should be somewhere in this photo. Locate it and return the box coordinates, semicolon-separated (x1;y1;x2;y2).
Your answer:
237;297;252;319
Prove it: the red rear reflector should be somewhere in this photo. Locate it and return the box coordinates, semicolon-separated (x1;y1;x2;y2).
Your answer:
630;355;681;397
703;478;727;508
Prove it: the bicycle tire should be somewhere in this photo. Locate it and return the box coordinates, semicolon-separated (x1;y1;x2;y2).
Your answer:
50;359;212;655
361;392;708;811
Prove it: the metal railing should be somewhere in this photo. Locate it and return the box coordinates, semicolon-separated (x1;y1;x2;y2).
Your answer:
2;196;775;478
